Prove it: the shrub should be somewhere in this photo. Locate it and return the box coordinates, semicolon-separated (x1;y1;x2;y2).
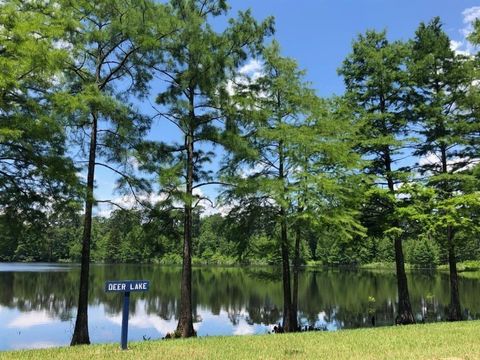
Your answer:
409;238;439;269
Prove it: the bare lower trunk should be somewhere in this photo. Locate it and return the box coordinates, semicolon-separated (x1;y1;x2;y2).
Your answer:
385;146;415;326
394;236;415;325
447;226;462;321
278;137;296;332
71;115;97;346
292;217;301;327
280;211;295;332
176;202;195;336
439;146;462;321
176;122;195;337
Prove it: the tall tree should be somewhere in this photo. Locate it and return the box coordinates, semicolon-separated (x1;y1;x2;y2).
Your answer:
0;0;79;259
339;30;416;324
225;43;363;332
143;0;273;337
53;0;173;345
289;98;365;322
226;43;314;332
408;17;477;321
465;19;480;164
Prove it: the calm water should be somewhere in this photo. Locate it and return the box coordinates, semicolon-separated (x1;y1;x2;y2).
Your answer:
0;263;479;351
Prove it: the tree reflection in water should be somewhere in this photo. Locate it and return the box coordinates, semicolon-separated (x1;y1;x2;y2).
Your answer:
1;264;480;350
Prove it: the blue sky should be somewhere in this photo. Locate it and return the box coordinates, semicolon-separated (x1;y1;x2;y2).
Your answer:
227;0;479;96
93;1;480;215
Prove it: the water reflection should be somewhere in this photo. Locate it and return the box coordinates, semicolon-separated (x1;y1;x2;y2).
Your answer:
0;264;479;350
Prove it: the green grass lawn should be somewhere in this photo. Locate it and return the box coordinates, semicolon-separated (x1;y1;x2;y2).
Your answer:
3;321;480;360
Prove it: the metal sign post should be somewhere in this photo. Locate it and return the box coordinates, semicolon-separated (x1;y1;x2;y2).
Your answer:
121;291;130;349
105;280;150;350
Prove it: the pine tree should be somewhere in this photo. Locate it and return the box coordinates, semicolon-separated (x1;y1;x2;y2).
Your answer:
339;30;416;324
0;0;79;259
142;0;273;337
408;17;478;321
52;0;174;345
225;43;363;332
465;19;480;166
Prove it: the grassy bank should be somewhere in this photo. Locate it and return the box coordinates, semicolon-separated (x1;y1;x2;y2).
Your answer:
438;260;480;272
435;261;480;279
360;262;413;271
4;321;480;360
361;260;480;278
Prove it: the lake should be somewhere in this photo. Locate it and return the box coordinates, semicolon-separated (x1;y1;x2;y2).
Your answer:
0;263;479;351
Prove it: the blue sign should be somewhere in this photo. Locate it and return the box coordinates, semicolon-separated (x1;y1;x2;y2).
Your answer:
105;279;150;350
105;280;150;293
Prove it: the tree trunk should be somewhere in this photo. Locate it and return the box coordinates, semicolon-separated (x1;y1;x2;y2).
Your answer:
278;139;296;332
447;226;462;321
385;148;415;325
280;210;295;332
439;147;462;321
176;116;195;337
394;236;415;324
71;114;98;346
292;211;301;330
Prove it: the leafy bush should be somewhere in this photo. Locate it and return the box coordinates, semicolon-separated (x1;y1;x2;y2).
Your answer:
157;253;183;265
407;238;439;269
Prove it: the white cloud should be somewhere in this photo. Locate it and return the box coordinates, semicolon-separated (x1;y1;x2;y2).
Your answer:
127;156;141;172
462;7;480;36
200;201;233;217
452;7;480;55
105;300;208;336
418;152;479;173
239;59;263;78
418;152;441;167
76;171;87;181
233;321;255;335
117;193;167;209
53;39;73;51
106;301;177;335
8;311;55;329
226;80;236;96
193;187;233;217
96;186;229;218
450;40;470;56
239;163;267;179
96;192;168;217
227;59;264;97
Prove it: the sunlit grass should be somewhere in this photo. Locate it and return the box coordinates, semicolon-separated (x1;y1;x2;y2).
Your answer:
435;261;480;279
3;321;480;359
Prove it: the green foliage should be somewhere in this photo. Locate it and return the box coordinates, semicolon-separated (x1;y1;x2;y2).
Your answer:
55;0;171;192
339;30;411;190
316;231;366;266
409;17;476;183
140;0;274;209
223;42;364;271
405;238;439;269
373;237;396;263
0;0;80;253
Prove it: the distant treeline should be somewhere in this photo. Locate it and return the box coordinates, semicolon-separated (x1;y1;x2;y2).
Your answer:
2;207;479;269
